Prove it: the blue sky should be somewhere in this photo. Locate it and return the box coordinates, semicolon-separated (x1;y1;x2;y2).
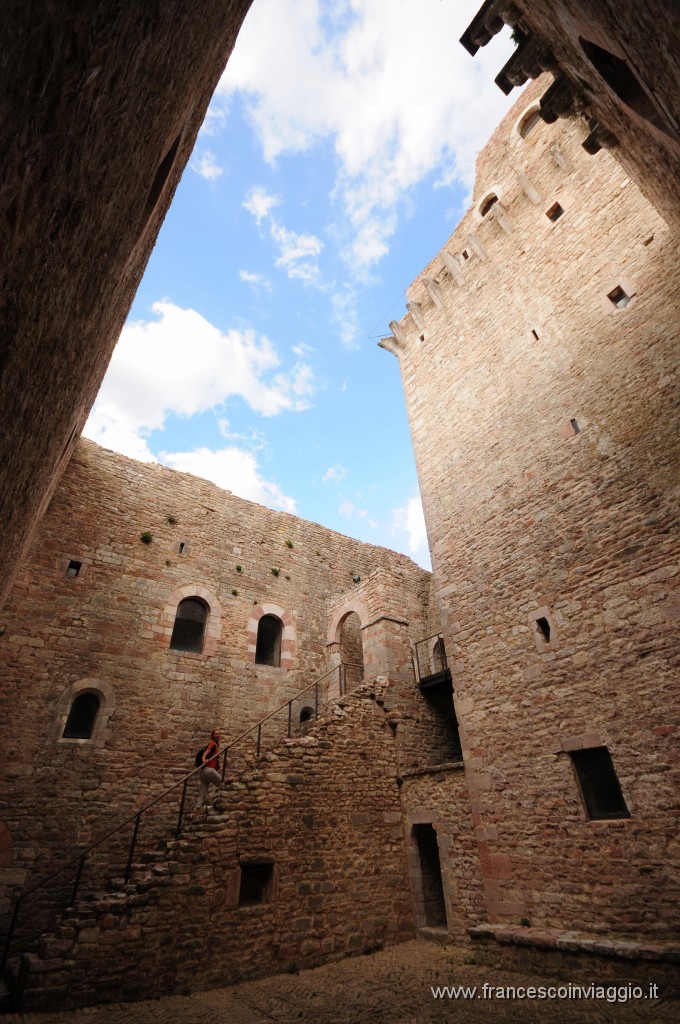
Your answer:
84;0;516;568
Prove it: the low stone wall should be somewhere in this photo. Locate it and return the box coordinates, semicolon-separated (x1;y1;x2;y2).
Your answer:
469;924;680;1001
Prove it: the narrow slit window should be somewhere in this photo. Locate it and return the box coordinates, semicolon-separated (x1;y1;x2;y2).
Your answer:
170;597;208;653
571;746;630;820
178;541;186;555
461;249;469;260
546;202;564;222
239;862;274;905
607;286;631;308
536;616;551;642
63;693;100;739
570;418;580;434
66;560;82;578
531;329;539;340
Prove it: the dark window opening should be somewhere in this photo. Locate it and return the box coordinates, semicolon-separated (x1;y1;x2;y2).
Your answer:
570;418;581;434
480;194;498;217
461;249;469;260
66;560;82;578
300;706;315;725
419;334;425;342
255;614;283;666
546;202;564;222
571;746;630;820
531;329;539;340
178;541;185;555
607;285;631;309
579;38;675;138
63;693;100;739
413;824;447;928
239;862;274;904
536;616;551;642
643;235;654;246
519;108;542;138
170;597;208;653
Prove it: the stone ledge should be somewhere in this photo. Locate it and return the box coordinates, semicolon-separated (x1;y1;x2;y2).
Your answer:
401;760;465;779
469;924;680;963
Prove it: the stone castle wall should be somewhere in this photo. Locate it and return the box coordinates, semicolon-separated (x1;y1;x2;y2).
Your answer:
17;686;416;1010
0;439;432;929
385;77;680;938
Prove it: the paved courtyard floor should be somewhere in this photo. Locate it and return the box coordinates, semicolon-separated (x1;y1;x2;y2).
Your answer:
4;938;676;1024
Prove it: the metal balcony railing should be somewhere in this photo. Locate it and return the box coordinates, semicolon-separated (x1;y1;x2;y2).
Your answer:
413;632;449;686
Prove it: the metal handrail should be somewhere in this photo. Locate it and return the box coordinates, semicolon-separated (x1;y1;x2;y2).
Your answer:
1;660;364;977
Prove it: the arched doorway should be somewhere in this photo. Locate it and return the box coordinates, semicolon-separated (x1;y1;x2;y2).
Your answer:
339;611;364;692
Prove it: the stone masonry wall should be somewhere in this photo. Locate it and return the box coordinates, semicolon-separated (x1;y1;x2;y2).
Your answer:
385;78;680;939
0;439;431;935
0;2;252;610
17;686;415;1011
511;0;680;233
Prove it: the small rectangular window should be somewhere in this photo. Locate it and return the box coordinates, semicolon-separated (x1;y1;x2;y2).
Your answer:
546;202;564;222
571;747;630;820
239;862;274;905
461;249;469;260
178;541;185;555
607;286;631;308
531;329;539;340
570;418;580;434
536;616;551;642
66;560;82;578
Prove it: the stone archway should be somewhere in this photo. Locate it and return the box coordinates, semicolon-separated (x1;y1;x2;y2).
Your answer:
338;611;364;691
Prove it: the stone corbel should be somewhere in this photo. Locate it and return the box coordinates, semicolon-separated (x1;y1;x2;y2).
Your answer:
406;301;425;330
440;250;465;285
466;233;489;262
422;276;444;309
489;201;514;235
517;172;543;205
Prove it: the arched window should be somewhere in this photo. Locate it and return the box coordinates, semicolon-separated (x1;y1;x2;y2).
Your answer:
518;107;542;139
300;706;315;725
170;597;208;653
479;193;498;217
255;614;283;667
62;692;101;740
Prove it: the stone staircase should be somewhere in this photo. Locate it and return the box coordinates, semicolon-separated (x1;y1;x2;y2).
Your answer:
5;679;413;1012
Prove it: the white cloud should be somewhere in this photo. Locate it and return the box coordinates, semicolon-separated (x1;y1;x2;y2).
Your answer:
243;186;281;225
323;464;346;483
392;493;430;567
191;149;224;182
84;300;315;454
244;187;323;284
339;498;369;518
213;0;517;272
160;446;296;513
271;222;323;283
239;269;273;291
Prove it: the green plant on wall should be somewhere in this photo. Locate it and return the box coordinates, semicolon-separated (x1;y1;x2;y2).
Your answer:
271;567;280;577
167;515;177;525
285;539;293;548
140;531;153;544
